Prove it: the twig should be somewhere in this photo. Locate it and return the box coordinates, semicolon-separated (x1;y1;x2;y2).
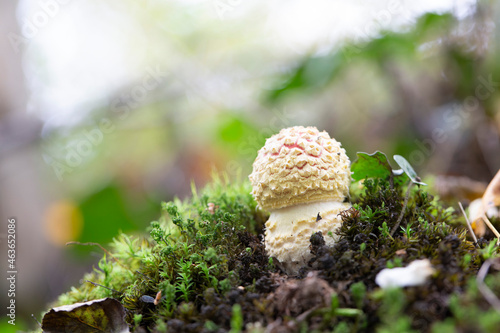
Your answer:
85;280;122;295
136;270;150;279
66;241;128;271
31;314;42;328
481;215;500;245
390;182;413;237
296;305;320;322
458;202;478;245
476;259;500;312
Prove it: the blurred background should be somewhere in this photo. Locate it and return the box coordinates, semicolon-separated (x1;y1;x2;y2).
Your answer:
1;0;499;330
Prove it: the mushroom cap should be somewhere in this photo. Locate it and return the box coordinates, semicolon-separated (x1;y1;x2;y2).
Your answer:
249;126;351;210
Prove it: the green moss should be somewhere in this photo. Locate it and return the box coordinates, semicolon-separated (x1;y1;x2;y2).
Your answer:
43;174;500;332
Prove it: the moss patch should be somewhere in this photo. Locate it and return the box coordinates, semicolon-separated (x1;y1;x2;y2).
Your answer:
43;175;500;332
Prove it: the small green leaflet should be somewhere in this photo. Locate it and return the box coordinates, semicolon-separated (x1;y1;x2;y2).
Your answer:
351;151;404;182
351;151;426;186
393;155;427;186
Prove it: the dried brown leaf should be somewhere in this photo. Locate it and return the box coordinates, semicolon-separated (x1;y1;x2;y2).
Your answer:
471;170;500;237
42;298;129;333
483;169;500;210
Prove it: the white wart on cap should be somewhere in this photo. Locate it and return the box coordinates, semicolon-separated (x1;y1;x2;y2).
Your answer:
249;126;351;274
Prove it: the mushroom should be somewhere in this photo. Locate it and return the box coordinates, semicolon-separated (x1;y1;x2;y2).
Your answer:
249;126;351;274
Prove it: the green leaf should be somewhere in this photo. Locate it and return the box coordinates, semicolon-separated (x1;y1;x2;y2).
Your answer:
393;155;427;186
352;151;397;182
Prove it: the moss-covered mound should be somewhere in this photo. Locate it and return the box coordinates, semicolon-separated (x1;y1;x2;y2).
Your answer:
42;174;500;333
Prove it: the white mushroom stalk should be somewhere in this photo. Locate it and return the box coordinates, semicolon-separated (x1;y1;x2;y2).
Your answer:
266;201;350;273
249;126;351;274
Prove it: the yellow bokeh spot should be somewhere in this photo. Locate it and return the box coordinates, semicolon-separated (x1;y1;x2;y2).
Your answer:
44;200;84;246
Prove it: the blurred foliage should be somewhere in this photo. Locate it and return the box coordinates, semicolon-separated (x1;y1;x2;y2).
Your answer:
266;12;484;103
264;10;499;184
40;6;500;252
0;321;27;333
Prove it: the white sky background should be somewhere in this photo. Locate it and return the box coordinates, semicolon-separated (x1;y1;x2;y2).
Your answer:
16;0;476;125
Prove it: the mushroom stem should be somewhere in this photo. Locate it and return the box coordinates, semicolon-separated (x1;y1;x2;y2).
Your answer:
265;201;351;274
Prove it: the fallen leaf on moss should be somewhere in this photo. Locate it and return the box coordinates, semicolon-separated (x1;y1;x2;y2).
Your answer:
41;298;129;333
482;169;500;210
471;169;500;236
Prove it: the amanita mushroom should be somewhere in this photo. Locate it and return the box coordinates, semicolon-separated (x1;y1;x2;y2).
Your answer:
249;126;351;274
